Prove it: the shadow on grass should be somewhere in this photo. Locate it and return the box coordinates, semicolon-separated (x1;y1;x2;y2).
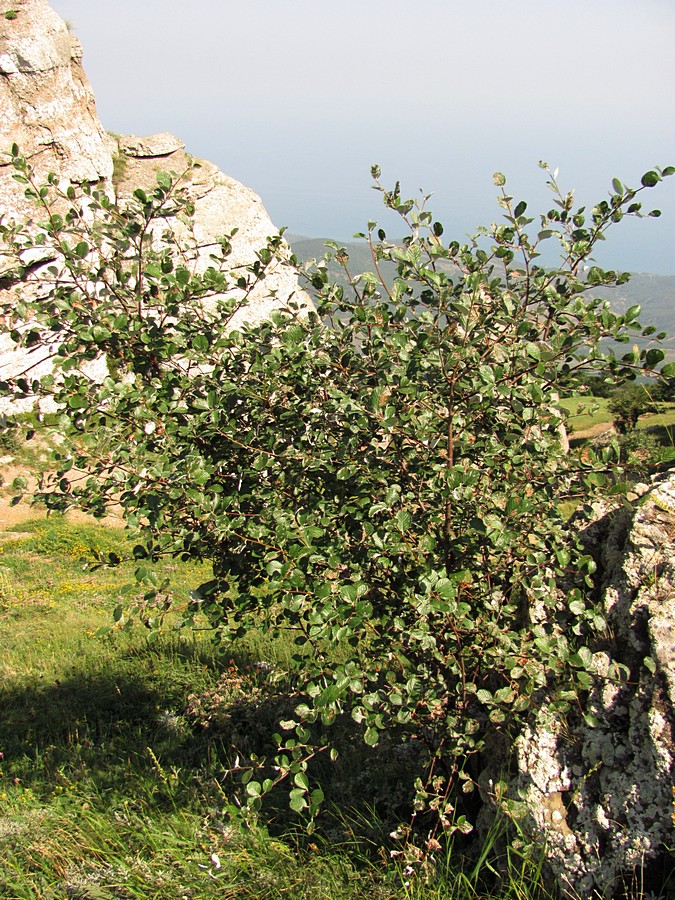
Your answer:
0;637;427;849
0;638;563;900
0;645;215;801
643;421;675;447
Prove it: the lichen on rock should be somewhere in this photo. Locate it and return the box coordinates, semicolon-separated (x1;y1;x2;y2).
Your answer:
513;477;675;896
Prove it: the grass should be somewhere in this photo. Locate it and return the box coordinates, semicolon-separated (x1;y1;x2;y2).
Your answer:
560;396;675;436
0;516;558;900
559;396;613;432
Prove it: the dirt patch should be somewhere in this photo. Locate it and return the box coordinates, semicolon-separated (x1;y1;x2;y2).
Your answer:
570;422;615;442
0;459;124;531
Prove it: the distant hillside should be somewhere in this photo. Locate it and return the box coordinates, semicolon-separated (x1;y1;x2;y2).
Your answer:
287;234;398;287
596;274;675;349
288;235;675;351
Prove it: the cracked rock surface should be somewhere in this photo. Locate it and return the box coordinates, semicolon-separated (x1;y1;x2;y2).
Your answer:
0;0;112;218
514;475;675;897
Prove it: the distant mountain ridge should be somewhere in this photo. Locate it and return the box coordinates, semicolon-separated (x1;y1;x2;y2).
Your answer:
288;234;675;350
596;273;675;349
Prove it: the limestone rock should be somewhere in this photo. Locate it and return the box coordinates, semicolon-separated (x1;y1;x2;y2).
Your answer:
118;133;184;159
0;0;113;222
514;477;675;897
110;133;308;328
0;0;311;411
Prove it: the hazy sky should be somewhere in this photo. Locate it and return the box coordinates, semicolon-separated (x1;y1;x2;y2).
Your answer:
49;0;675;274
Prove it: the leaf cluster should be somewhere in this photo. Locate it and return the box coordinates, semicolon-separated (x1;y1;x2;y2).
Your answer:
1;147;673;850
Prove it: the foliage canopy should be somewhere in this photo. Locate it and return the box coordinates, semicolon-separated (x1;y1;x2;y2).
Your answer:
1;147;673;847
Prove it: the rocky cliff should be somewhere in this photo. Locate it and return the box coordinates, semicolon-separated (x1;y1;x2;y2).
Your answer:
0;0;310;410
0;0;112;220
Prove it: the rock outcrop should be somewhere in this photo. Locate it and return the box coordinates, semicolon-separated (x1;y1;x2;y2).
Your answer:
109;131;307;327
0;0;112;219
513;476;675;897
0;0;310;410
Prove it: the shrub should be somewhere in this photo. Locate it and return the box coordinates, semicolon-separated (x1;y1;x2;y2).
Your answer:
0;418;19;454
1;147;673;850
608;383;656;433
583;374;615;398
615;427;674;470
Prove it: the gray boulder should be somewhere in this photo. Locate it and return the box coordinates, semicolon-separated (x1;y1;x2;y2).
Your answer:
514;476;675;896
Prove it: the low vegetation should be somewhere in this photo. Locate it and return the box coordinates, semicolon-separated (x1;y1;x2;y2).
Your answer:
0;515;556;899
561;393;675;435
2;147;675;895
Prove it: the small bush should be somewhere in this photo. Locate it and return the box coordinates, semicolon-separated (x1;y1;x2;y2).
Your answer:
0;421;20;454
617;428;674;470
608;383;656;433
2;146;673;851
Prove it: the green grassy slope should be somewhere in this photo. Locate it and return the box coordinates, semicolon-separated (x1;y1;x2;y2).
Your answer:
0;516;555;900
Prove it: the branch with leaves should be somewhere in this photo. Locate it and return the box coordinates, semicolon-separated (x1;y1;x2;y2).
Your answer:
1;146;673;851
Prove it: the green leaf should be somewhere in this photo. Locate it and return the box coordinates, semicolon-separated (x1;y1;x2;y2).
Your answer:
156;171;172;190
645;348;664;368
289;788;308;812
310;787;325;808
583;711;600;728
555;548;571;568
364;727;379;746
395;510;412;532
641;171;660;187
245;780;262;797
